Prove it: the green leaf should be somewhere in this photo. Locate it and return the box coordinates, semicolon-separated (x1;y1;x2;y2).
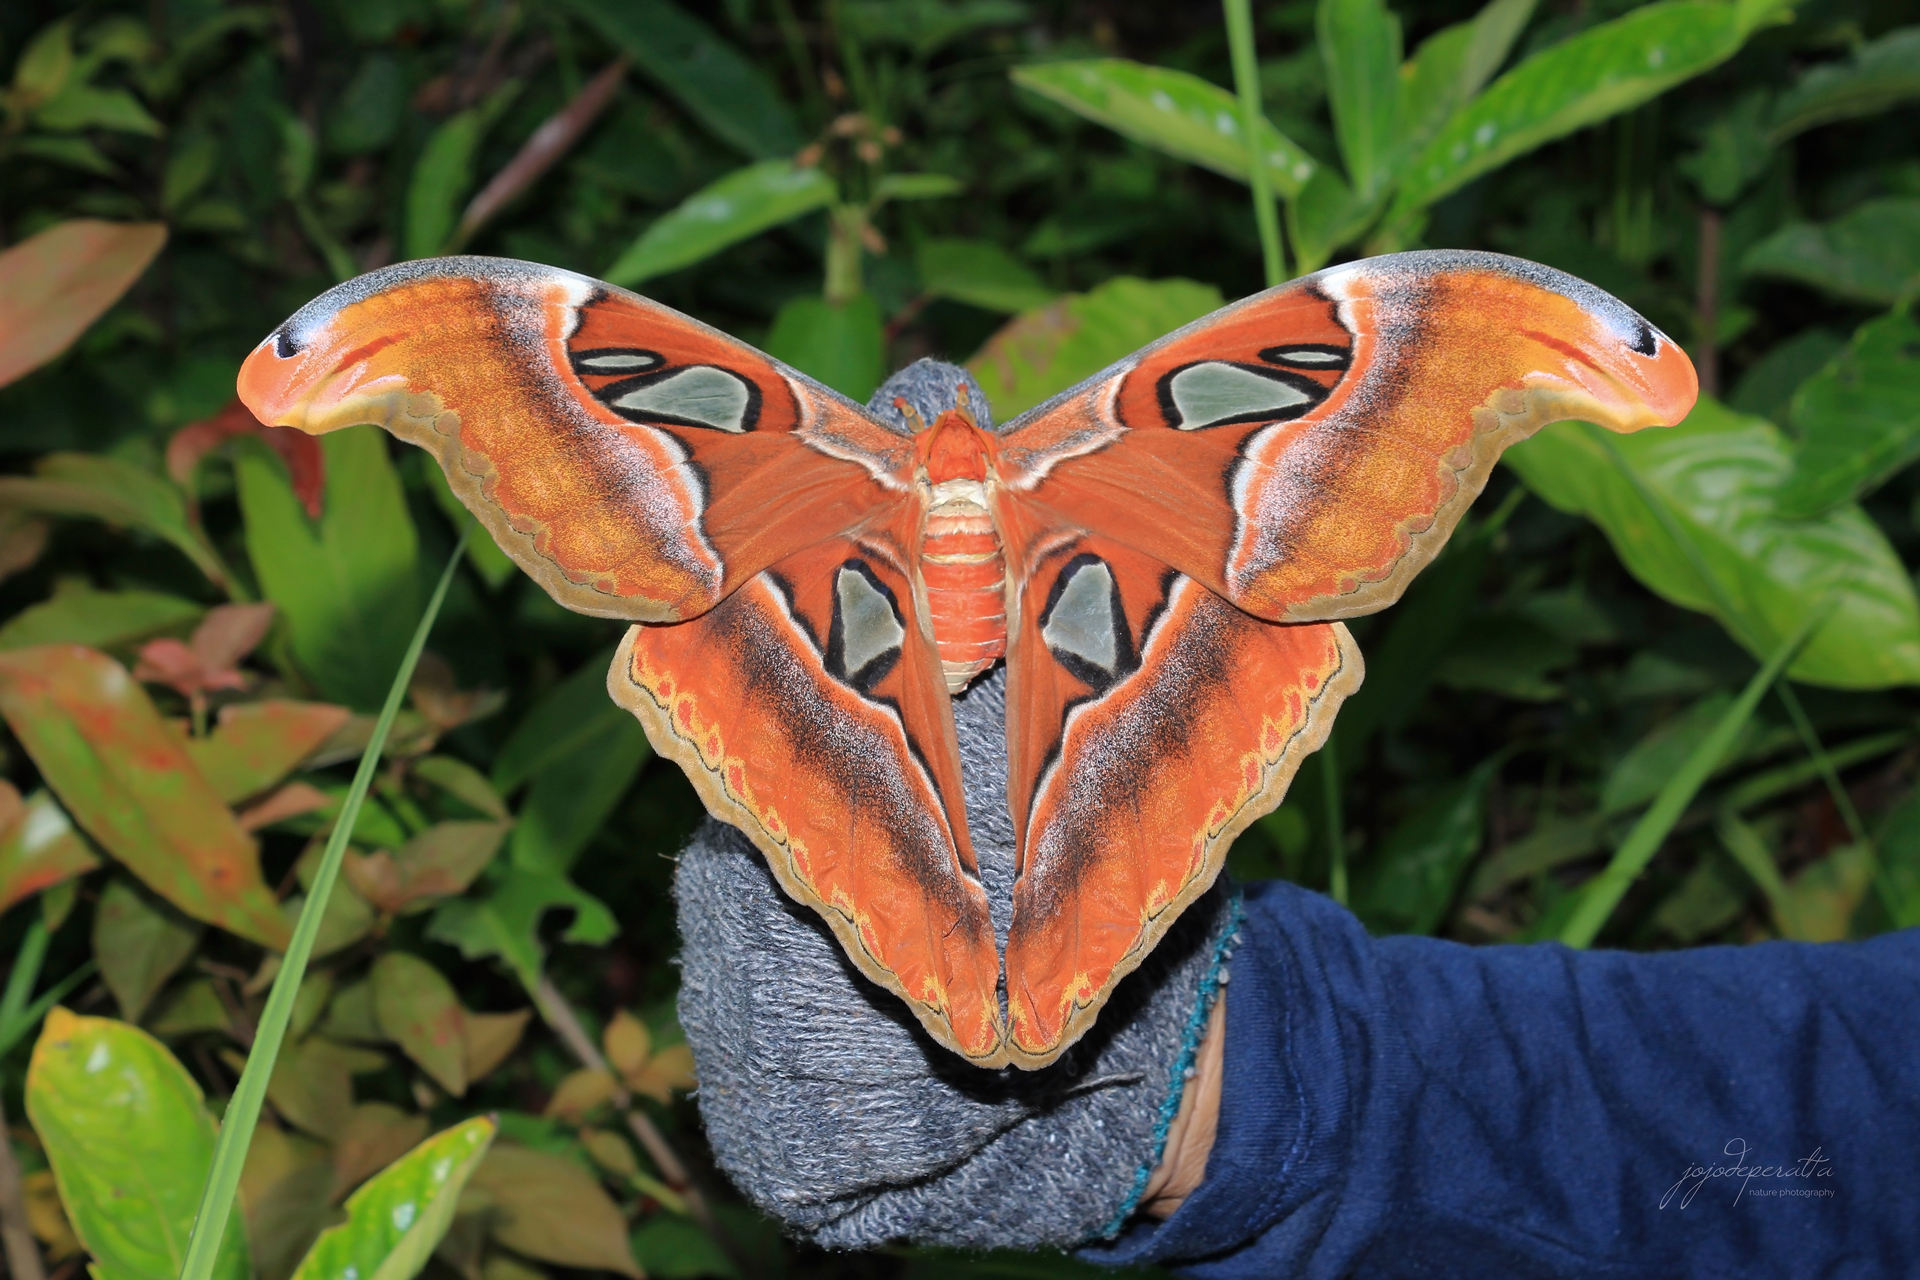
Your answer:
1773;842;1873;942
604;160;836;287
1601;692;1758;814
94;877;202;1024
915;238;1054;314
182;700;354;806
1503;401;1920;689
1317;0;1402;201
0;645;290;947
764;293;885;402
493;649;623;792
1352;757;1499;935
0;219;166;389
26;1007;251;1280
371;953;468;1096
290;1117;496;1280
12;20;76;105
1873;789;1920;929
1676;89;1773;205
1010;60;1316;198
237;426;422;710
874;172;965;202
35;84;163;135
266;1035;388;1137
0;451;227;587
1397;0;1538;156
630;1215;739;1280
1731;327;1846;427
0;788;100;916
412;755;509;819
1393;1;1748;218
839;0;1030;55
1769;26;1920;140
1286;165;1382;273
1779;309;1920;517
0;579;202;652
562;0;802;159
967;276;1222;418
1740;197;1920;306
510;718;648;874
428;865;618;988
402;85;517;261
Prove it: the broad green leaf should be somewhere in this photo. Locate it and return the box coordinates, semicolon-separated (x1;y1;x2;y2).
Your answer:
0;645;290;947
874;172;965;202
604;161;836;287
1352;757;1498;935
1773;843;1873;942
1740;197;1920;306
0;219;166;388
239;1124;333;1280
1874;788;1920;929
916;238;1055;313
325;1103;428;1203
0;579;202;652
1393;1;1748;218
1010;60;1316;198
839;0;1030;55
412;755;509;819
26;1008;251;1280
562;0;802;159
468;1145;642;1276
765;293;885;402
325;53;405;156
12;21;75;105
510;720;647;874
1676;88;1773;205
35;84;162;134
493;649;622;791
179;700;354;805
372;953;468;1096
1600;692;1761;814
1731;327;1846;428
1651;850;1750;941
1434;611;1576;701
1780;309;1920;517
0;452;228;588
237;427;422;710
428;865;618;988
0;786;100;916
291;1117;496;1280
1503;400;1920;689
94;877;202;1024
402;84;518;260
1287;165;1382;273
1318;0;1402;200
1397;0;1537;156
631;1216;738;1280
1769;26;1920;140
967;277;1222;418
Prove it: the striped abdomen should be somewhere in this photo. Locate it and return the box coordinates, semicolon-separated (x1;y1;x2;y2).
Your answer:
922;478;1006;693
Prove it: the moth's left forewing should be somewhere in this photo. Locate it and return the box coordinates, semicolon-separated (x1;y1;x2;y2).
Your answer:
996;531;1360;1067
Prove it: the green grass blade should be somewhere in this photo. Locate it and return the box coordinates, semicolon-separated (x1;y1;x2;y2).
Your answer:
1558;601;1830;949
178;526;470;1280
1223;0;1287;285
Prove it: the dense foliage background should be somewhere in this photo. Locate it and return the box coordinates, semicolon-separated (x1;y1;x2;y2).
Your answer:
0;0;1917;1276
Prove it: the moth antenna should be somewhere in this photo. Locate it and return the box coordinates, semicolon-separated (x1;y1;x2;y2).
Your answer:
893;396;929;434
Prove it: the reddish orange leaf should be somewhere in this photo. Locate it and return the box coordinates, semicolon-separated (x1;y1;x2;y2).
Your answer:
0;782;101;916
0;645;290;948
167;399;325;519
176;700;353;805
0;220;166;389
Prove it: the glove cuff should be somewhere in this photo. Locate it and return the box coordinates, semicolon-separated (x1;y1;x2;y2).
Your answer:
1094;890;1246;1240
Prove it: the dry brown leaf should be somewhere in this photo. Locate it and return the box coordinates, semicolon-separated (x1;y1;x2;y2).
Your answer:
329;1102;429;1202
579;1127;639;1179
23;1168;80;1258
626;1043;696;1105
466;1008;531;1083
543;1067;620;1122
236;781;330;832
602;1010;651;1079
469;1145;641;1276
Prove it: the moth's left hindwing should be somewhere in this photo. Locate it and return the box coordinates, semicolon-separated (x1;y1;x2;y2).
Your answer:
237;257;908;624
609;530;1006;1064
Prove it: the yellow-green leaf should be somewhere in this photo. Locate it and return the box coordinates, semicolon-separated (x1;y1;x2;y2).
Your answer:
26;1008;251;1280
291;1116;495;1280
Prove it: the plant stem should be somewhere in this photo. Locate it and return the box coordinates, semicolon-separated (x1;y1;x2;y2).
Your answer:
824;205;866;304
0;1089;45;1280
1695;206;1722;398
177;526;469;1280
1321;733;1347;905
529;976;735;1258
1772;681;1903;919
1559;603;1830;949
1222;0;1285;287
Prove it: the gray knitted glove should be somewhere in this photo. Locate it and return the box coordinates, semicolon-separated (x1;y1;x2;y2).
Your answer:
674;665;1240;1250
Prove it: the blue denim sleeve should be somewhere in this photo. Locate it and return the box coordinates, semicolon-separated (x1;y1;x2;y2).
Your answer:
1082;879;1920;1278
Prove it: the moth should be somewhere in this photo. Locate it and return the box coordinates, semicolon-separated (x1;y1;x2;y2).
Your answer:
238;250;1696;1069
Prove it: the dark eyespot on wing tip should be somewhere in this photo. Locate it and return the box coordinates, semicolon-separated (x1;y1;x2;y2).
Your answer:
1631;321;1660;358
273;327;300;359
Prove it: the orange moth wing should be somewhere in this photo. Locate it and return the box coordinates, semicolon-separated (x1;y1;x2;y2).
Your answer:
239;250;1698;1070
236;257;910;622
